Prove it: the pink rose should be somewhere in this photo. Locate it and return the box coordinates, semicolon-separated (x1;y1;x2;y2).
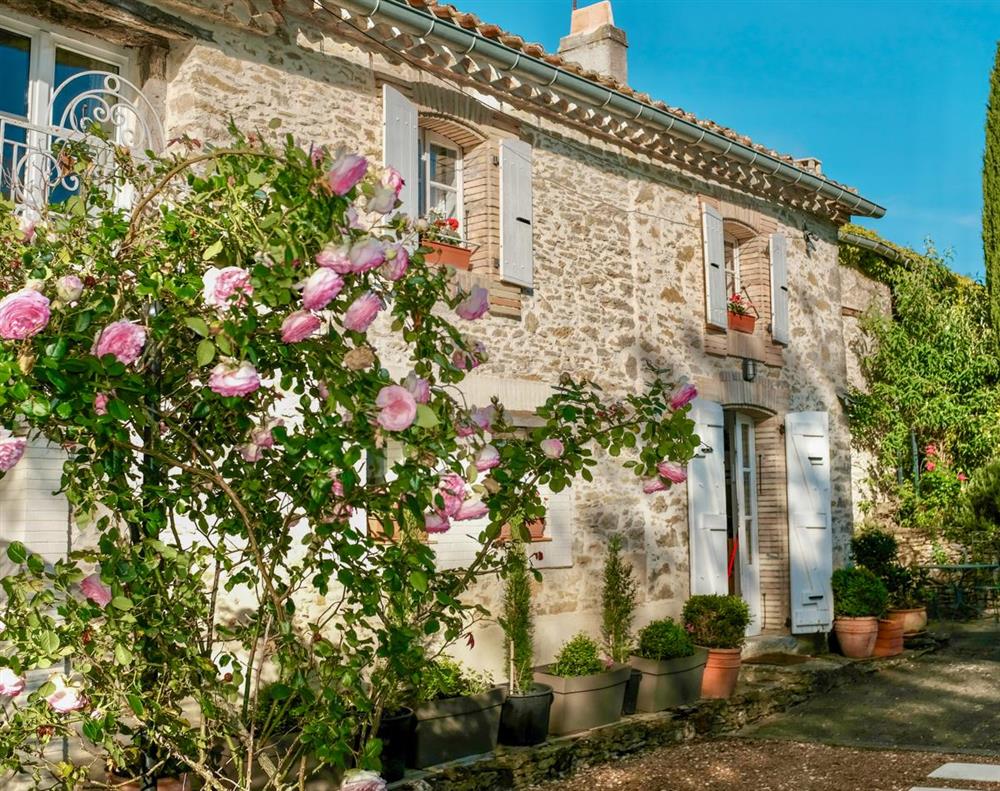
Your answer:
281;310;323;343
239;442;263;462
375;385;417;432
56;275;84;303
18;213;36;243
669;382;698;411
345;206;362;230
0;428;27;472
349;239;386;273
657;460;687;484
540;439;564;459
80;573;112;607
0;288;50;339
203;266;253;309
925;461;936;472
209;360;261;398
310;145;326;168
424;512;451;534
301;268;345;310
404;371;430;404
367;185;398;215
251;419;283;449
94;393;109;416
327;153;368;195
455;499;488;521
380;244;409;281
45;675;87;714
383;166;404;196
475;444;500;472
343;292;382;332
643;477;668;494
92;321;146;365
471;406;496;433
340;769;387;791
925;444;937;457
316;243;354;274
438;473;467;517
0;667;25;697
456;287;489;321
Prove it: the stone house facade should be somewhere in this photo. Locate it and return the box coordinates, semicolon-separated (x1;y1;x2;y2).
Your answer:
0;0;889;672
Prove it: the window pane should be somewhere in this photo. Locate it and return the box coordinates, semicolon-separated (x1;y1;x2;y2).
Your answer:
51;48;119;131
429;185;457;219
428;143;458;187
724;238;738;295
0;29;30;118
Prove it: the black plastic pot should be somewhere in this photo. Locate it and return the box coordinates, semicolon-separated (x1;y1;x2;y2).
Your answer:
411;687;505;768
376;707;414;782
621;668;642;715
498;683;553;746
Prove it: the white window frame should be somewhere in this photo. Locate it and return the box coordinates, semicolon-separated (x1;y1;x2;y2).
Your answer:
723;231;741;297
419;128;464;238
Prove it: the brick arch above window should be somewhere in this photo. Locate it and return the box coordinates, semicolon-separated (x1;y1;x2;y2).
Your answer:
418;113;487;150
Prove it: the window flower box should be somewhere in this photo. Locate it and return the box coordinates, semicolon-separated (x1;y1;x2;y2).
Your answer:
422;239;474;270
727;311;756;334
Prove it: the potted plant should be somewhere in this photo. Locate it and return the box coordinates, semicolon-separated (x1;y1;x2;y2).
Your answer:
408;657;504;768
498;512;547;543
497;541;553;746
682;594;751;699
727;293;757;333
831;567;889;658
600;535;640;714
630;618;707;712
885;564;930;636
108;739;190;790
851;526;926;643
375;698;415;782
420;214;475;270
534;633;630;736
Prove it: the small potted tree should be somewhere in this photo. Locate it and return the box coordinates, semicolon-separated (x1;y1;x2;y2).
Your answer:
630;618;707;712
600;535;639;714
831;567;889;659
682;595;751;699
534;633;630;736
497;541;553;746
408;657;504;768
727;293;757;333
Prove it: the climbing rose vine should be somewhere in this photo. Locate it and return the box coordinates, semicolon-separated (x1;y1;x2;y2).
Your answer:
0;128;697;789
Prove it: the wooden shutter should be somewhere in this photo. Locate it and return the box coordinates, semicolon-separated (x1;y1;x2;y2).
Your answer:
702;204;727;329
499;138;533;288
770;232;790;345
381;84;418;217
687;399;728;595
785;411;834;634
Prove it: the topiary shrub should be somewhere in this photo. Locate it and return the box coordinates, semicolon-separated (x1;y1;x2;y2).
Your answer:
500;541;535;694
851;527;899;578
831;567;889;618
601;535;637;664
682;595;751;649
550;633;606;677
635;618;694;661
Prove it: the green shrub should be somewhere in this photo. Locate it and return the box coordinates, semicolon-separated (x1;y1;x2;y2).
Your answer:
682;595;751;649
601;535;638;663
635;618;694;661
831;567;889;618
551;633;606;677
954;455;1000;559
414;657;493;702
851;528;898;578
501;541;535;694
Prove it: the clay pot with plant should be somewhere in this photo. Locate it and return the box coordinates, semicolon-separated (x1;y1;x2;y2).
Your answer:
630;618;707;711
497;541;553;747
533;633;630;736
831;567;889;658
682;595;751;699
852;527;927;638
727;293;757;333
600;535;640;714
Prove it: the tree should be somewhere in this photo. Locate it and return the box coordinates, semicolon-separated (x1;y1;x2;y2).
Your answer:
0;127;699;789
600;535;637;663
984;42;1000;334
500;541;534;695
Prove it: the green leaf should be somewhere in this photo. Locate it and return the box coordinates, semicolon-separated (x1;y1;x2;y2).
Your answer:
196;339;216;367
110;596;133;611
107;399;130;421
185;316;211;337
247;171;266;188
6;542;26;564
268;117;282;129
39;631;60;654
114;643;134;665
126;693;145;717
415;404;439;429
409;570;428;593
202;240;224;261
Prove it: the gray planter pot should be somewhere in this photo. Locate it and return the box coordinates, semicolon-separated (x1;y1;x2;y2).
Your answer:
533;663;630;736
411;686;505;768
630;647;708;712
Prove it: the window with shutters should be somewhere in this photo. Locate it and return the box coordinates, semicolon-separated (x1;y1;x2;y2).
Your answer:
418;129;463;237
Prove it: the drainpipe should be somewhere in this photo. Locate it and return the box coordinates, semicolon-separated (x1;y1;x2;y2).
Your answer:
338;0;886;219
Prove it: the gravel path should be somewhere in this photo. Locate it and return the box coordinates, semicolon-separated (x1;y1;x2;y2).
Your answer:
529;738;1000;791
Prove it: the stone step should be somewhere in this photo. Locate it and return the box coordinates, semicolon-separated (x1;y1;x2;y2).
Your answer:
929;763;1000;782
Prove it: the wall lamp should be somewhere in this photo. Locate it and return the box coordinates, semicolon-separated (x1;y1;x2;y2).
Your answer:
742;357;757;382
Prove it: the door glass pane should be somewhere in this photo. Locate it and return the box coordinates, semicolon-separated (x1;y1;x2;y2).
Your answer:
0;29;30;118
52;48;118;132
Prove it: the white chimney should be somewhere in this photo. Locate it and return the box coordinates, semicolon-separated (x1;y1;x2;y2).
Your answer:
557;1;628;85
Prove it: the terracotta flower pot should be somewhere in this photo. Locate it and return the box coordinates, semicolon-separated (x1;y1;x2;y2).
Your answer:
873;618;904;658
833;616;879;658
699;647;742;699
727;312;755;333
423;240;473;270
498;518;547;542
887;607;927;635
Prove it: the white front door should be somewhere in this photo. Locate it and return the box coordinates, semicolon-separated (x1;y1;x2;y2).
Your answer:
731;414;762;636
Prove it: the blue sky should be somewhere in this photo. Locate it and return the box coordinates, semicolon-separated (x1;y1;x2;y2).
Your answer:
456;0;999;279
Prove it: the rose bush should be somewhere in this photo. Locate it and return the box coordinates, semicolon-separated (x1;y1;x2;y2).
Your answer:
0;128;698;790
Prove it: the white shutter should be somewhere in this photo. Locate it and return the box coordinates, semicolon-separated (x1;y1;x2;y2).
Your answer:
381;84;418;217
785;411;834;634
702;204;727;329
770;232;790;345
499;138;533;288
687;399;728;595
